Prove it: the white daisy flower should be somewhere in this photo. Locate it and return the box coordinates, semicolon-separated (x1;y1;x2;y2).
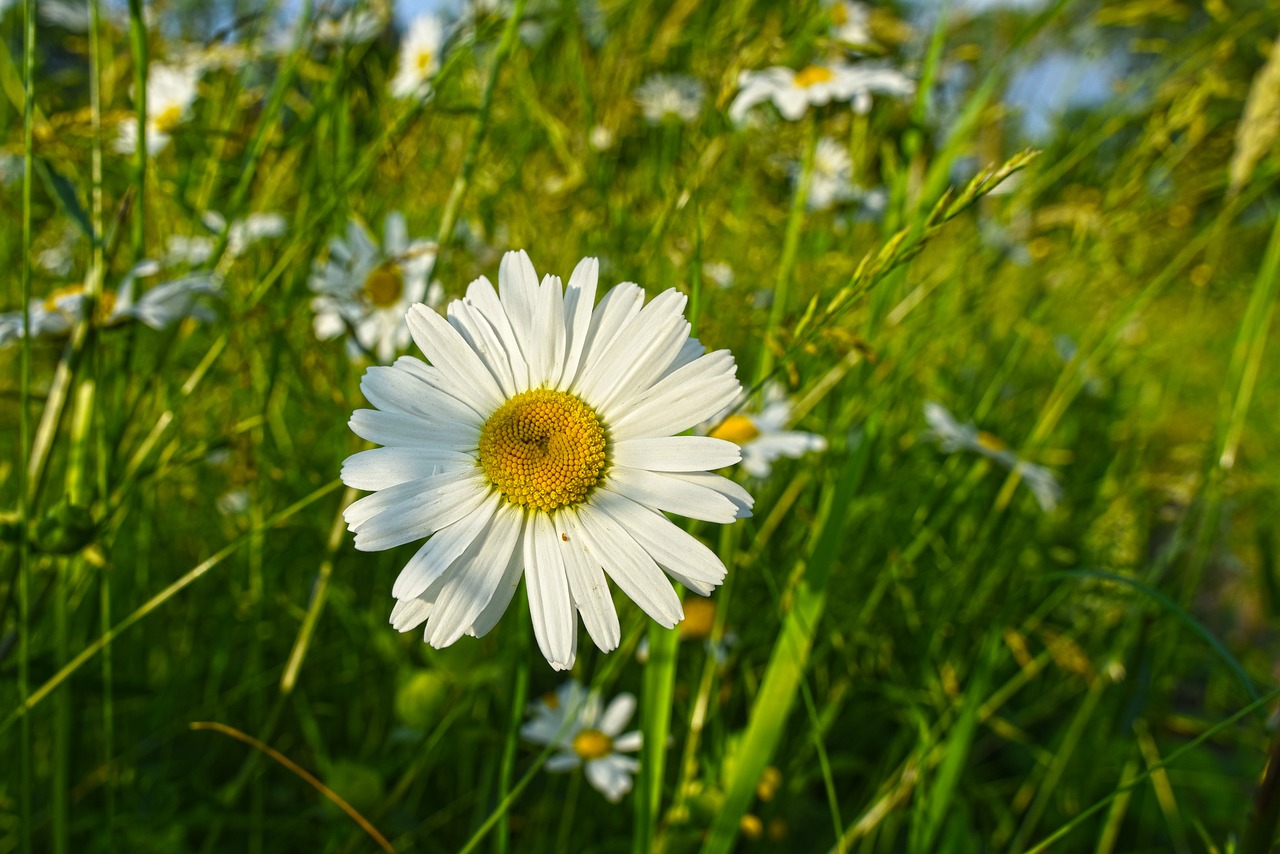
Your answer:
309;213;440;364
923;401;1063;511
707;382;827;479
342;250;753;670
115;63;201;157
634;73;706;125
315;6;387;45
803;135;855;212
521;680;642;803
390;13;446;99
701;261;734;289
0;300;72;347
729;62;914;124
829;0;874;49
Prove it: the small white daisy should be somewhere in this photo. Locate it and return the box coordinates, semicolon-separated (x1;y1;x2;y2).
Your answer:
115;63;200;156
829;0;874;49
390;13;446;100
708;383;827;479
634;73;706;125
923;401;1063;511
309;213;440;364
804;136;855;212
521;680;642;803
315;6;387;45
342;250;753;670
729;61;914;123
0;300;72;347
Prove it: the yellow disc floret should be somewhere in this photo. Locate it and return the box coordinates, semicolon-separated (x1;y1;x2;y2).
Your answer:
572;728;614;761
478;389;608;513
794;66;836;88
709;414;760;446
363;262;404;308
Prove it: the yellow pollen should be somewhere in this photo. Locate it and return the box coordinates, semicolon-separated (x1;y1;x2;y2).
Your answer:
415;50;434;72
363;263;404;308
708;414;760;446
155;105;184;134
976;431;1008;452
794;66;836;88
572;728;613;761
478;389;608;513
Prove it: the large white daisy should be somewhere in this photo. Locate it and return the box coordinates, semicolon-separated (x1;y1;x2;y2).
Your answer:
342;250;753;670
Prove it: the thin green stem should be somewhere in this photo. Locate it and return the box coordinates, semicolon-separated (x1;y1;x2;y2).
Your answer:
127;0;147;257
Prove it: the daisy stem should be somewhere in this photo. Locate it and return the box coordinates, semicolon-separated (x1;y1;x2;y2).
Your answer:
494;593;530;854
634;621;679;854
16;0;35;848
434;0;528;256
127;0;147;258
755;115;817;386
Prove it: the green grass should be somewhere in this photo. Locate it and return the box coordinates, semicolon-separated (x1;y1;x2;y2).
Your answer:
5;0;1280;851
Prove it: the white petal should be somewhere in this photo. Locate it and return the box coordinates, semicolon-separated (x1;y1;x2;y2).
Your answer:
423;503;523;647
349;408;477;450
466;514;528;638
559;509;621;653
346;473;491;551
341;446;475;490
525;513;577;670
497;250;541;376
608;350;741;440
610;436;740;472
406;304;505;416
360;362;482;428
464;275;530;391
599;693;636;737
573;283;645;388
592;489;727;594
605;467;743;525
389;597;432;632
530;273;566;388
574;504;683;627
545;753;581;772
557;257;599;391
612;731;642;753
448;299;518;398
391;493;501;599
586;756;636;802
576;290;689;412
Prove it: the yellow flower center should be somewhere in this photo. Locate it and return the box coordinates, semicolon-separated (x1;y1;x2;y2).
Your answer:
708;414;760;446
794;66;836;88
976;431;1008;453
572;728;614;761
155;105;184;134
44;285;116;321
415;50;434;72
832;4;849;25
679;597;717;640
363;263;404;309
541;691;560;710
478;389;608;513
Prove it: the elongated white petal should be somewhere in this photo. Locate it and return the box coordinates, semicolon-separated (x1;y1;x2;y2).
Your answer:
466;516;527;638
557;257;599;390
497;250;540;372
391;492;501;599
347;473;491;551
599;693;636;737
576;289;689;411
592;489;727;594
349;408;478;449
423;503;523;647
406;304;505;415
341;446;475;490
359;363;482;427
525;513;576;670
530;273;566;388
575;504;683;627
574;283;644;385
605;467;742;525
559;509;621;653
448;299;518;398
611;436;740;472
609;350;741;440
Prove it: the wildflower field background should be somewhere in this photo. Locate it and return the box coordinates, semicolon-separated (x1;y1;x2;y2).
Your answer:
5;0;1280;851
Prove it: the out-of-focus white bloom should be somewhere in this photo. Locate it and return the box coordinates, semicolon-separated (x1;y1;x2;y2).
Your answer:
729;62;914;123
804;136;855;211
923;401;1063;511
521;681;642;803
702;261;734;289
634;73;705;125
217;489;251;516
166;212;287;266
588;124;615;151
390;13;445;99
0;263;221;347
707;383;827;479
0;151;20;186
309;212;440;363
115;63;200;156
37;229;77;278
315;6;387;44
829;1;873;48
